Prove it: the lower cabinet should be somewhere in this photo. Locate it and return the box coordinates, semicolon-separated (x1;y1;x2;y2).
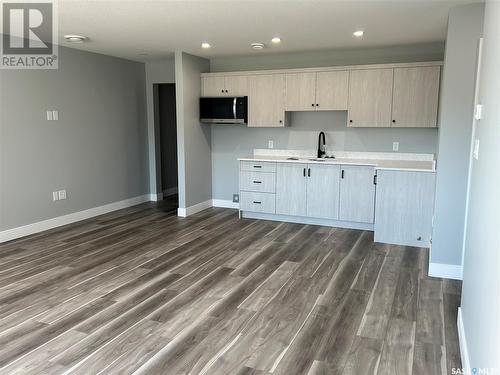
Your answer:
276;163;341;220
276;163;308;216
339;165;376;223
306;164;340;219
374;170;436;247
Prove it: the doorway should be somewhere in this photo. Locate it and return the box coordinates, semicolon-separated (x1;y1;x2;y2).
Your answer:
155;83;178;214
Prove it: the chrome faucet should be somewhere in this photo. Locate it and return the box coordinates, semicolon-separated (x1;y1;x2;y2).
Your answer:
317;131;326;158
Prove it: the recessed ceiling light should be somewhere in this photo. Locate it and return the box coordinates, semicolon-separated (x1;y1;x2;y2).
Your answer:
64;35;88;43
271;37;281;44
251;42;265;50
201;42;211;49
353;30;364;38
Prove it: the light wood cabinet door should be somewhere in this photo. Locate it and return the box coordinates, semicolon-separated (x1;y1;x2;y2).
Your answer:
339;165;376;223
285;72;317;111
315;71;349;110
374;170;435;247
391;66;440;128
276;163;307;216
248;74;286;127
306;164;340;219
348;69;393;127
201;76;225;96
224;75;248;96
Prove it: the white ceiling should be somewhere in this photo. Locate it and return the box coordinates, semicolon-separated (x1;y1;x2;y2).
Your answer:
58;0;478;62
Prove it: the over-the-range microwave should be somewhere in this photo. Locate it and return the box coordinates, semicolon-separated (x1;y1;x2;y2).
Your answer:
200;96;248;124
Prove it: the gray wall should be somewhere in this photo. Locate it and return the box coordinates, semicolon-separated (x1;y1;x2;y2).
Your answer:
210;42;445;72
461;1;500;369
210;44;443;202
0;46;148;231
145;59;175;196
432;3;484;268
175;52;211;208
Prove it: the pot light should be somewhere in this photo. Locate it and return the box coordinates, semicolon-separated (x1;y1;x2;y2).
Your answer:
251;42;265;50
353;30;364;38
201;42;211;49
64;35;88;43
271;37;281;44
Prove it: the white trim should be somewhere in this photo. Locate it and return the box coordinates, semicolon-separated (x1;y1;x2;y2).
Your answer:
0;195;151;243
428;262;463;280
457;307;471;372
177;199;213;218
212;199;239;209
149;193;163;202
201;61;443;77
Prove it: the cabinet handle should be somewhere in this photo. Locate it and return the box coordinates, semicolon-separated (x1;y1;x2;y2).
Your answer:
253;181;262;184
392;119;396;123
373;175;377;185
225;90;228;93
221;89;224;93
341;169;345;179
316;104;319;107
349;120;353;123
311;103;314;107
308;168;311;177
253;201;262;204
303;168;306;177
253;165;262;168
279;120;283;124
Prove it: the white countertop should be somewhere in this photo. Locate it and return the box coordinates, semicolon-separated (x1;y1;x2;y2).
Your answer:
238;152;436;172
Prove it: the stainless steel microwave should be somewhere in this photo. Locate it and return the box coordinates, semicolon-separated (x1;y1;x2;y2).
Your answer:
200;96;248;124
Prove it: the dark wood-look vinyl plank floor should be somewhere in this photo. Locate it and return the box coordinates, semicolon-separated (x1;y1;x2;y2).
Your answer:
0;202;462;374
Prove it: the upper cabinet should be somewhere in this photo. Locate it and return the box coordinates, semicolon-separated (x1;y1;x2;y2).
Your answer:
248;74;287;127
285;72;317;111
200;62;441;128
285;71;349;111
348;69;394;128
201;75;248;97
315;71;349;110
391;66;440;128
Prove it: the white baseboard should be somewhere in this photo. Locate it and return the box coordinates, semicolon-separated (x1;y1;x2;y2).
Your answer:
177;199;213;218
428;262;463;280
212;199;239;209
0;194;151;243
149;193;163;202
457;307;470;372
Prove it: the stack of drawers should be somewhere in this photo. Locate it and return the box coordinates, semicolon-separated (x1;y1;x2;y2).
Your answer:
239;161;276;213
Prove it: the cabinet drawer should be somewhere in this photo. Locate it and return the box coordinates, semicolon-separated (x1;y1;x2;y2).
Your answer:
240;161;276;173
240;171;276;193
240;192;276;214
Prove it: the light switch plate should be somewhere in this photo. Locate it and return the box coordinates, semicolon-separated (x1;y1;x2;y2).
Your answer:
268;140;274;149
475;104;483;120
47;111;53;121
392;142;399;151
52;110;58;121
58;189;67;200
52;191;59;201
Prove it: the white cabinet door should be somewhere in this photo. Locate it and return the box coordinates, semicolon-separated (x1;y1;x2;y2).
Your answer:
201;76;225;96
248;74;286;127
306;164;340;219
276;163;307;216
391;66;440;128
224;75;248;96
339;165;376;223
285;72;317;111
348;69;393;127
315;71;349;110
374;170;436;247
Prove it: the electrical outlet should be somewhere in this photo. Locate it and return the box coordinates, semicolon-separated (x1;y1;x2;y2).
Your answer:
52;110;58;121
268;140;274;149
392;142;399;151
473;139;480;160
58;189;67;200
232;194;239;203
52;191;59;201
